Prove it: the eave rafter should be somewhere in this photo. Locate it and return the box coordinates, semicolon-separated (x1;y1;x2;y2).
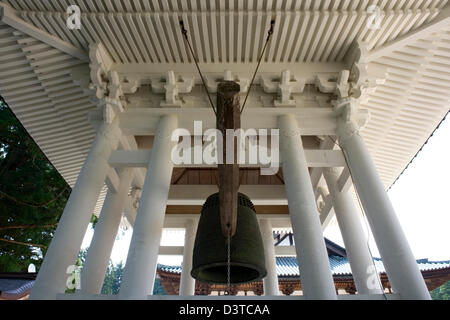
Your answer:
367;4;450;62
0;2;88;61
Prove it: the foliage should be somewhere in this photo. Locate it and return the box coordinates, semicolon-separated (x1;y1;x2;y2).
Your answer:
0;99;71;272
64;247;167;296
431;280;450;300
101;260;124;295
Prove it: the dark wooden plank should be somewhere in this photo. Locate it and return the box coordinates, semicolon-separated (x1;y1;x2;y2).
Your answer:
171;168;187;184
199;169;212;185
188;169;200;184
217;81;241;237
246;169;259;184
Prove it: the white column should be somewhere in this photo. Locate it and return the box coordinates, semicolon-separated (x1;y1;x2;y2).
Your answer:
278;115;337;300
179;219;198;296
323;167;383;295
336;103;430;300
119;115;178;299
259;219;279;296
30;119;121;299
80;168;134;294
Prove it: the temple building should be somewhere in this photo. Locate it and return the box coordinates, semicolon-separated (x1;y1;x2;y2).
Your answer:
156;235;450;296
0;1;449;300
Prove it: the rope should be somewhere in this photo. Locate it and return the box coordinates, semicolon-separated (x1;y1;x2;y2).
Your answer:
240;20;275;114
226;234;231;295
179;20;217;116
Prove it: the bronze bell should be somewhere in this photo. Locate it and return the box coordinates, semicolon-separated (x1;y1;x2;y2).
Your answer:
191;193;267;284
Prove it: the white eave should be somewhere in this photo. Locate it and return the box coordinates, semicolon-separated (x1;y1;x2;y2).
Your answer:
0;0;449;215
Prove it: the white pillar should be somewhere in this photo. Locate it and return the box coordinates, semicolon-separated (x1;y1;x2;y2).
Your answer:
80;168;134;294
30;119;121;299
323;167;383;295
119;115;178;299
179;219;198;296
278;115;337;300
336;103;430;300
259;219;279;296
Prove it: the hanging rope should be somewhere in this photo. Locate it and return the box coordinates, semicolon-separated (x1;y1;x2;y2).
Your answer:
180;20;217;115
240;20;275;114
226;234;231;295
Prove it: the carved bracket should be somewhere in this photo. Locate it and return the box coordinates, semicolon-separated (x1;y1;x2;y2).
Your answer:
261;70;305;107
88;43;141;122
314;41;387;101
89;43;113;100
347;41;387;101
151;70;194;107
315;70;350;98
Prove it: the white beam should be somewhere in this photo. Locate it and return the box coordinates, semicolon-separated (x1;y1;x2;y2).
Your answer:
320;194;335;230
118;107;370;137
367;5;450;62
0;2;88;61
114;62;346;81
163;214;292;229
311;137;336;195
337;167;352;193
109;149;346;168
105;168;120;193
159;246;184;255
167;185;287;205
274;246;296;257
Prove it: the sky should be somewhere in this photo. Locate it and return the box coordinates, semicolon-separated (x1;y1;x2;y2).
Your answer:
81;114;450;265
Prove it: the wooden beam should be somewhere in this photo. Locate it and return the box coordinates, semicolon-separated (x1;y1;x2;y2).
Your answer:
216;81;241;237
0;2;88;61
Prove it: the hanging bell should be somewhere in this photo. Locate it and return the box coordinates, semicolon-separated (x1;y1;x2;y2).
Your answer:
191;193;267;284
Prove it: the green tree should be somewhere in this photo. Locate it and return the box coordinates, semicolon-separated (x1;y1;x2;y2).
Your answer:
0;98;71;272
431;280;450;300
101;261;124;295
